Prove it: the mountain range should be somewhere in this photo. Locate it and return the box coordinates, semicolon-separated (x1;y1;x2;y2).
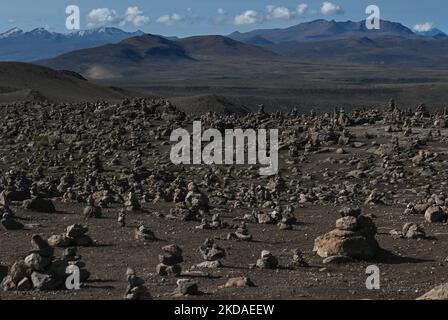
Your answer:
1;19;447;64
0;27;145;61
37;34;277;79
228;19;417;43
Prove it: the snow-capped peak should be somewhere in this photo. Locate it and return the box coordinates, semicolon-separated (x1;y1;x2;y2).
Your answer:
0;27;24;38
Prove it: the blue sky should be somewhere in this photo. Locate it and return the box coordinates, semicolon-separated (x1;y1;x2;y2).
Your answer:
0;0;446;36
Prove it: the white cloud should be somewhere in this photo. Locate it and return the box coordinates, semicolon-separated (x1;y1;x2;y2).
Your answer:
87;6;149;28
156;8;200;26
321;1;344;15
157;13;185;26
266;5;295;20
212;8;228;25
120;6;150;27
297;4;308;14
87;8;119;27
233;10;261;25
414;22;434;32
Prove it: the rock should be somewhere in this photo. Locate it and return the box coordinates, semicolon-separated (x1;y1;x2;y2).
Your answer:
74;235;94;247
124;268;152;300
322;255;355;264
24;253;51;272
402;223;426;239
424;206;447;223
159;244;183;265
257;213;273;224
414;203;430;214
339;207;361;218
364;190;385;205
227;222;253;241
314;209;379;260
16;277;32;291
1;213;24;230
289;249;308;268
117;210;126;227
125;192;141;211
314;229;378;259
65;223;85;237
22;197;56;213
255;250;278;269
48;234;72;247
135;225;156;241
277;217;293;230
417;283;448;300
156;244;183;276
30;235;54;257
193;260;222;269
199;239;225;261
174;279;199;295
222;277;255;288
156;263;182;276
30;272;58;291
83;205;102;218
336;216;358;231
8;260;31;284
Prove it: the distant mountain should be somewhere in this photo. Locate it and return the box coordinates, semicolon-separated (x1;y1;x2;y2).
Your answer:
415;28;447;37
0;27;24;39
229;19;415;43
0;62;135;103
38;34;277;79
177;35;277;58
265;35;448;66
0;27;144;62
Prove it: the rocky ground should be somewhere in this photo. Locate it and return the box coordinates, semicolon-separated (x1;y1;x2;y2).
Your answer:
1;98;448;300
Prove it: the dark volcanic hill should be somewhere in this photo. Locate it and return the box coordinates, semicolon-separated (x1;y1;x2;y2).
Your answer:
0;27;144;62
177;35;277;58
229;19;415;43
38;34;277;79
0;62;133;103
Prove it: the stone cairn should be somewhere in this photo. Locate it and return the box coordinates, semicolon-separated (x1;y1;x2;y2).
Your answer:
174;279;200;296
134;224;157;241
0;192;18;227
1;235;89;291
313;207;379;261
123;268;152;300
195;238;226;268
227;222;253;241
255;250;279;269
156;244;183;277
83;195;102;218
288;249;308;268
390;223;426;239
125;192;141;211
1;212;24;230
117;209;126;227
47;224;94;247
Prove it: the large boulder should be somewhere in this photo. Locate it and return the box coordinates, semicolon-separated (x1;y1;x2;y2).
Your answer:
313;210;379;260
417;283;448;300
424;206;447;223
22;197;56;213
